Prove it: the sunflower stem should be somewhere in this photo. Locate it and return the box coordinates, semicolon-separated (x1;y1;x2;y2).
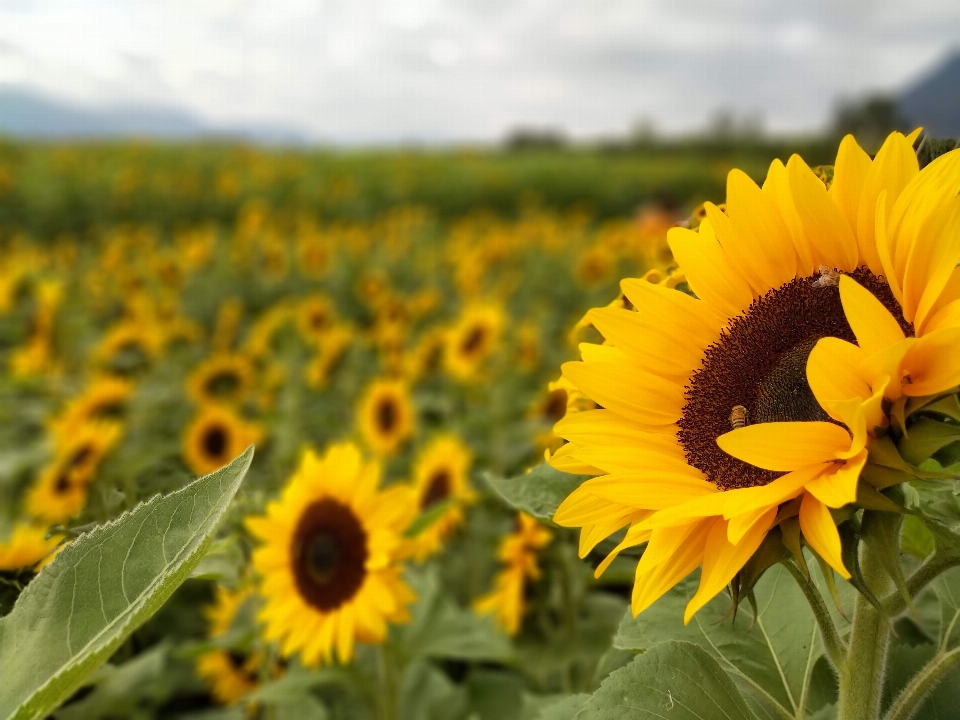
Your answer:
782;560;846;672
838;543;892;720
882;646;960;720
882;552;960;618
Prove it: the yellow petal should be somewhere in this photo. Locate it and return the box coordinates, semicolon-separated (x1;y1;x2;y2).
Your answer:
717;422;852;471
667;222;754;317
554;410;677;446
584;472;716;510
856;132;919;275
787;154;859;271
595;523;652;577
839;275;905;355
684;510;775;623
902;326;960;396
804;450;867;508
907;200;960;332
632;521;709;616
620;277;726;348
807;337;871;405
830;135;874;266
764;159;816;276
875;191;904;305
799;493;850;579
562;360;684;426
587;306;705;381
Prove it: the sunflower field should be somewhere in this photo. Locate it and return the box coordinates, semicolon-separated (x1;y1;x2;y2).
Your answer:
1;133;960;720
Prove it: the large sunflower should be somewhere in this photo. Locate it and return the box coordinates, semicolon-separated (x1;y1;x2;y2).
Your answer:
246;443;416;666
357;379;415;456
552;131;960;622
404;435;475;561
183;405;262;476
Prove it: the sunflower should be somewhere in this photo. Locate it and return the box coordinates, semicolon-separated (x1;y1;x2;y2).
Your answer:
444;304;503;381
534;376;598;454
404;435;475;561
551;131;960;623
0;523;62;572
296;294;338;344
474;513;551;635
25;421;123;524
303;325;352;389
405;327;448;381
184;405;262;476
246;443;416;666
357;379;415;456
93;320;165;374
195;585;266;707
49;376;133;439
187;354;256;407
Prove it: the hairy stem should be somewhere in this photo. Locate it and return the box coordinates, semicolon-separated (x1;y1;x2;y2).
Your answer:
883;646;960;720
782;560;847;672
838;545;892;720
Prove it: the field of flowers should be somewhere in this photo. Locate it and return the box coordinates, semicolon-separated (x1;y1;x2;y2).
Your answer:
1;135;959;720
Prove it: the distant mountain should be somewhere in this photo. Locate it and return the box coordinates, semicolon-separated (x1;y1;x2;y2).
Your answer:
0;86;307;144
899;52;960;138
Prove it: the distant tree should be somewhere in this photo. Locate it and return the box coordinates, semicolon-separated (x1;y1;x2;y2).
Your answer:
503;127;567;151
833;95;911;152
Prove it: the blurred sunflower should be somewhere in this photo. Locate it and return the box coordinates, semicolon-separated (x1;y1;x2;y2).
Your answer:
246;443;416;665
405;435;475;561
187;354;256;406
94;320;165;374
49;376;133;439
357;379;414;456
444;303;503;381
184;405;262;476
296;294;337;343
552;131;960;622
474;513;551;635
25;421;122;524
303;325;352;389
533;377;597;455
0;523;62;572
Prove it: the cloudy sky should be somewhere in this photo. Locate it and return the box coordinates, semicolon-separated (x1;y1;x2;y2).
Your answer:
1;0;958;143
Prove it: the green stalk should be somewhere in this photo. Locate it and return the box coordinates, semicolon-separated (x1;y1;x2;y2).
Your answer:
782;560;847;672
838;545;892;720
883;647;960;720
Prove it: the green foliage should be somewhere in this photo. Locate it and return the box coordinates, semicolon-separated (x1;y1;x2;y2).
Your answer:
485;463;587;525
615;564;851;719
0;448;253;720
578;641;757;720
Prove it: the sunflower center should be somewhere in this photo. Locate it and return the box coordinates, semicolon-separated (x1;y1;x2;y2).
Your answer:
376;398;397;433
461;326;486;355
543;389;568;423
677;268;912;491
203;426;228;458
69;445;94;469
205;371;240;397
54;473;72;493
291;498;369;612
421;470;452;509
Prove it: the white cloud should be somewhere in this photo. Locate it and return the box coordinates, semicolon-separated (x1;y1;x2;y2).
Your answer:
0;0;957;142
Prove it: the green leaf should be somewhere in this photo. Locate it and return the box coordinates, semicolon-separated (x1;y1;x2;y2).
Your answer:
0;447;254;720
860;511;915;615
901;515;935;560
405;498;457;538
899;418;960;466
932;566;960;651
614;564;850;720
399;659;466;720
484;463;588;525
395;567;513;662
525;693;589;720
577;641;757;720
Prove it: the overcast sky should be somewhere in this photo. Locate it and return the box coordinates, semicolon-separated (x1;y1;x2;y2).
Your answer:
1;0;958;143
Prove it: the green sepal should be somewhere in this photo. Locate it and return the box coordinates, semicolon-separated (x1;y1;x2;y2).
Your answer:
856;481;910;513
891;395;910;436
780;517;809;578
731;527;788;622
812;551;848;621
898;418;960;467
859;510;917;617
908;392;960;423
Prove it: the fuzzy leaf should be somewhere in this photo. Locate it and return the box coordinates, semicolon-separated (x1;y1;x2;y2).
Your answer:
484;463;588;525
577;641;757;720
0;448;254;720
614;564;850;719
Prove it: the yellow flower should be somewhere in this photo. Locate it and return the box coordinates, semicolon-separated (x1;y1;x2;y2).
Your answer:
93;320;165;374
195;651;263;707
204;585;253;638
444;303;503;381
183;405;262;476
357;379;415;456
187;354;256;407
296;294;338;344
246;443;416;666
405;435;475;561
304;325;352;389
551;131;960;623
474;513;551;635
25;421;123;524
0;523;62;572
49;376;133;440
